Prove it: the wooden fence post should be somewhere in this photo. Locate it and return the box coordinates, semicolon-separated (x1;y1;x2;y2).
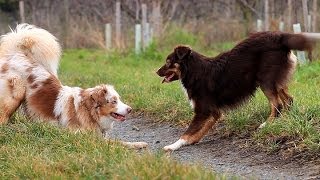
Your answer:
279;21;285;31
135;24;142;54
105;23;111;50
308;15;312;32
293;23;307;64
257;19;263;31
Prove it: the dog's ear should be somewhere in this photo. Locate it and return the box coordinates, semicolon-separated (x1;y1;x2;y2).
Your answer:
90;87;108;107
174;46;191;60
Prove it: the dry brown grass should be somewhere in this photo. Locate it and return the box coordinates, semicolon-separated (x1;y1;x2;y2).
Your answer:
183;19;247;47
67;19;105;49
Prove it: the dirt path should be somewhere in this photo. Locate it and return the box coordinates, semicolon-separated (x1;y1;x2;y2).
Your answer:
111;118;320;179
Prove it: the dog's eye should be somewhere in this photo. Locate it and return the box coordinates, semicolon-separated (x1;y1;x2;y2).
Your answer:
111;100;117;104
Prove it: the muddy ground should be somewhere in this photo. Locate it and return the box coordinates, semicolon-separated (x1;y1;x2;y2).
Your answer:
111;117;320;179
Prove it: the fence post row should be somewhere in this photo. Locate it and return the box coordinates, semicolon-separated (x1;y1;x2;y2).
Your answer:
103;2;155;54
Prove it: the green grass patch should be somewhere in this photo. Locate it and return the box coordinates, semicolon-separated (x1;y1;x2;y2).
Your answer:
0;116;222;179
60;49;194;123
2;36;320;177
0;46;229;179
60;48;320;152
251;63;320;152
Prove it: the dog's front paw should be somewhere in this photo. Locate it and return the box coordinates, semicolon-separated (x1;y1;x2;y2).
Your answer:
163;139;187;152
163;145;175;152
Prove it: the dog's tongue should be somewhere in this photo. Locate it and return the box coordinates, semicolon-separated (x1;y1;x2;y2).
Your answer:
162;78;168;83
112;112;126;122
162;73;174;83
117;114;126;121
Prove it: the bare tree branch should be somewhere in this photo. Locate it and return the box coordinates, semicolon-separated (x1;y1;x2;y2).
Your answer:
237;0;261;18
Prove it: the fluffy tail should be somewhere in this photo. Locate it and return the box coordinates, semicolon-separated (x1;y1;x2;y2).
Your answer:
0;24;61;77
282;32;320;61
282;32;320;51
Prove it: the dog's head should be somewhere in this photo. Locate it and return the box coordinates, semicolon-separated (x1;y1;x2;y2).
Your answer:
88;85;132;124
156;45;191;83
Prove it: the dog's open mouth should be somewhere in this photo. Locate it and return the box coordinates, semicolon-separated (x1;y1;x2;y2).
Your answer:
111;112;126;121
162;73;175;83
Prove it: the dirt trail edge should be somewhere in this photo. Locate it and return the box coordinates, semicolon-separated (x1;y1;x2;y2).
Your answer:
111;118;320;180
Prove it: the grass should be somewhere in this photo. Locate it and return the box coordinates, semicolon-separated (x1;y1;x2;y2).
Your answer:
59;48;194;124
1;27;320;177
0;116;221;179
0;29;237;178
59;46;320;153
222;61;320;152
1;28;234;179
253;63;320;152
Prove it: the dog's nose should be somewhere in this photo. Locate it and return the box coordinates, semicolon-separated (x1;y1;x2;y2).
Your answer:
127;107;132;114
156;70;160;75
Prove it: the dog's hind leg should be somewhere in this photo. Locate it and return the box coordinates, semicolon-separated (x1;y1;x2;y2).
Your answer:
163;110;221;151
259;86;283;128
0;76;25;124
279;87;293;109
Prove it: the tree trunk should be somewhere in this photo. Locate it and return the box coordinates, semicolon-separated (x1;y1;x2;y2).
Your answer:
115;1;122;49
287;0;292;31
312;0;317;32
152;0;162;38
62;0;69;48
264;0;269;31
19;0;25;23
141;3;147;50
225;0;232;19
302;0;309;32
270;0;275;19
135;0;140;23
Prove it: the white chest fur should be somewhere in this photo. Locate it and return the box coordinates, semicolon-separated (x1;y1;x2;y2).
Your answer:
180;83;195;109
99;117;114;138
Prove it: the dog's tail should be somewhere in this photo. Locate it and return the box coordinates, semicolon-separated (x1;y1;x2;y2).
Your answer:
0;23;61;76
281;32;320;61
282;32;320;51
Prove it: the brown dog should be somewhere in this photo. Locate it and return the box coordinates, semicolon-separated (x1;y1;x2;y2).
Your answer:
157;31;320;151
